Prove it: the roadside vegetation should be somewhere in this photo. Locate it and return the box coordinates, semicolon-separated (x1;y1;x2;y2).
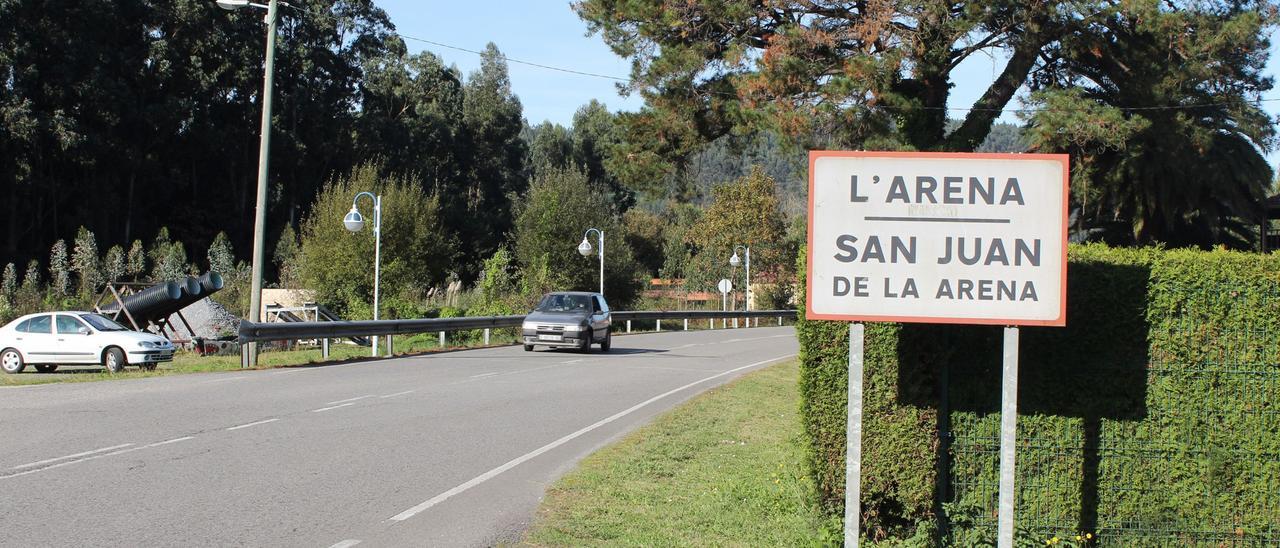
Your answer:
521;359;835;547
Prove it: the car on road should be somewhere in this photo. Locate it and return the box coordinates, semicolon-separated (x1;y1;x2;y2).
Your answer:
521;291;612;352
0;311;175;374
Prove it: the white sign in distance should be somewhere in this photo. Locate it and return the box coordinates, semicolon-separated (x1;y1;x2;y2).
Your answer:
807;151;1068;326
717;278;733;294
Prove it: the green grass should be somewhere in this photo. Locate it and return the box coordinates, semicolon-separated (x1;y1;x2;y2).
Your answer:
521;359;835;547
0;330;521;386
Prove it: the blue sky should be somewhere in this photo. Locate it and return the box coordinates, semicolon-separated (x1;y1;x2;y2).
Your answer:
377;1;1280;170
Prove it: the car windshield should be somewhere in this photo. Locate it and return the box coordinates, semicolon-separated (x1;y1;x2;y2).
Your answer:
536;294;591;313
80;313;129;332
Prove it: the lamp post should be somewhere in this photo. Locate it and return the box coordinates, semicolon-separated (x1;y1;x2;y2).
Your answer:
577;228;604;295
344;192;382;357
218;0;281;368
729;245;751;311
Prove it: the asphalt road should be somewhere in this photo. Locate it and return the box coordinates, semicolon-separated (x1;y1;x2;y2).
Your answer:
0;325;797;547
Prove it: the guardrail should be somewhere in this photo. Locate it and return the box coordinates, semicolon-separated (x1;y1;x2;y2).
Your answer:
237;309;798;345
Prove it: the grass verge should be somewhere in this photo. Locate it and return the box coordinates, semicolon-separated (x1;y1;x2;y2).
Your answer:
521;359;835;547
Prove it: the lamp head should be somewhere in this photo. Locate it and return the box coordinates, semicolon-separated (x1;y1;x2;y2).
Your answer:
215;0;250;11
343;208;365;232
729;252;741;267
577;238;593;257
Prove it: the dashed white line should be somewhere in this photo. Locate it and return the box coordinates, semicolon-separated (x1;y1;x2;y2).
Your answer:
202;375;246;384
329;540;362;548
13;443;135;470
312;402;356;413
226;419;280;431
387;353;795;522
468;372;500;379
380;390;416;399
326;395;375;405
560;359;584;364
1;436;194;480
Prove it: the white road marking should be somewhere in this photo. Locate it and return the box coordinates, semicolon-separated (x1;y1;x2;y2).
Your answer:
329;540;361;548
312;402;356;413
560;359;584;364
202;375;246;384
674;344;698;349
380;390;416;399
1;436;194;480
13;443;135;470
468;372;500;379
387;353;795;522
226;419;280;431
326;395;375;405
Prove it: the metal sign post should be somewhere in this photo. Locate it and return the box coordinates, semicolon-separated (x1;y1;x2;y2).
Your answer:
998;326;1020;546
846;322;865;547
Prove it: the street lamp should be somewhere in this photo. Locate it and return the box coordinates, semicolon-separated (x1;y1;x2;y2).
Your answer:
577;228;604;295
729;245;751;311
219;0;282;368
345;192;382;357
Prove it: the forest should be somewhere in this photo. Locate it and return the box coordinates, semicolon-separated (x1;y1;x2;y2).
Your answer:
1;0;1276;321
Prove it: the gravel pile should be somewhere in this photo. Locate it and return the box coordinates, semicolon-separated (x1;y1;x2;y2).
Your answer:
168;298;241;340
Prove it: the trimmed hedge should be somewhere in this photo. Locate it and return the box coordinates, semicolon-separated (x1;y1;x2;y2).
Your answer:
797;244;1280;544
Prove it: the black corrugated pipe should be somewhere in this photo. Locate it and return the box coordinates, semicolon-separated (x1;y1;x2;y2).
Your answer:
150;272;227;321
100;281;184;325
196;271;224;295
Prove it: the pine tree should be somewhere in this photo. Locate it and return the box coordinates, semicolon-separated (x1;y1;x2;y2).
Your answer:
1;262;16;303
126;240;146;280
18;260;42;311
208;232;235;275
103;245;125;285
70;226;101;296
49;239;70;296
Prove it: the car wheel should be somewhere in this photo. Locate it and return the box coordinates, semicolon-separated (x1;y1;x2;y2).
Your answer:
1;349;25;374
103;347;127;373
34;364;57;373
579;330;592;353
523;344;534;352
600;328;611;352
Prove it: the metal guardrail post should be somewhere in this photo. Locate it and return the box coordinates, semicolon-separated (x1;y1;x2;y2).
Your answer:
684;318;688;331
386;335;393;356
627;320;632;333
484;328;490;345
778;316;782;326
439;331;445;347
322;338;329;359
657;319;661;332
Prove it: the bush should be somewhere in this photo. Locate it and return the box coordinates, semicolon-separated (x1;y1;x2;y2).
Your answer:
797;244;1280;544
297;163;457;318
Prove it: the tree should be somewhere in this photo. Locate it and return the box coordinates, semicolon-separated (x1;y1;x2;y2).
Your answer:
18;259;41;313
70;226;101;297
102;245;125;285
148;228;187;282
575;0;1277;209
272;225;301;289
208;232;236;277
125;240;146;281
1022;4;1276;247
512;165;641;307
684;167;790;305
457;44;528;276
297;163;457;318
621;209;665;278
49;239;69;297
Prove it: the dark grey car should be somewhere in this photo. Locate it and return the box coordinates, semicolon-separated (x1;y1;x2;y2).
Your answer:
521;292;612;352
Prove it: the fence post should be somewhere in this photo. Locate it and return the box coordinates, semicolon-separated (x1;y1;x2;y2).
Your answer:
627;320;632;333
484;328;490;346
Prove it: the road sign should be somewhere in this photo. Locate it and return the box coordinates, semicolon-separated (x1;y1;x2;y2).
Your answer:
717;279;732;294
806;151;1068;326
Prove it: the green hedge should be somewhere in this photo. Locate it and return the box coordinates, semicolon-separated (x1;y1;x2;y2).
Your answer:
797;244;1280;544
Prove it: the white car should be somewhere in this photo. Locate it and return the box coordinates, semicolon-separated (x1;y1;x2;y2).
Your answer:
0;311;175;374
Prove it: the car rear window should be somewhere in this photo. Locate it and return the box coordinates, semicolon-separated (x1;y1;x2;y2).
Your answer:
18;315;52;334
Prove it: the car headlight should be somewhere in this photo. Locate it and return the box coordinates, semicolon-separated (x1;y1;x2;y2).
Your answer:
562;324;583;332
137;341;157;349
522;321;537;330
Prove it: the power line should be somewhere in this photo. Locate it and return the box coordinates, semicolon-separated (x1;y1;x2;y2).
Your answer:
288;3;1280;116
